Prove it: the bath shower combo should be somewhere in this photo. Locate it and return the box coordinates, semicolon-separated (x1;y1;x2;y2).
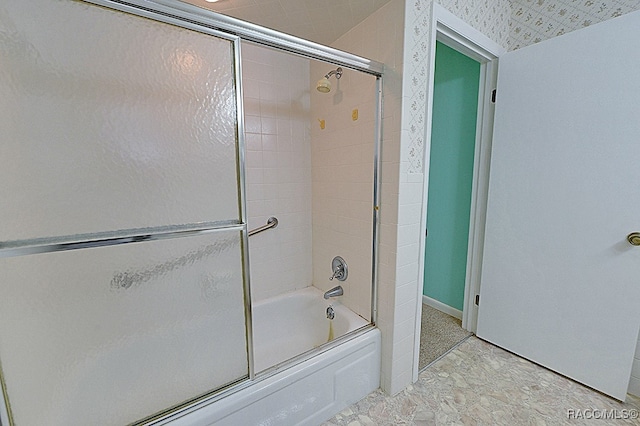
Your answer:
0;1;383;425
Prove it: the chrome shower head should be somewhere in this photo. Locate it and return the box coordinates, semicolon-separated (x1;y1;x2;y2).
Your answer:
316;67;342;93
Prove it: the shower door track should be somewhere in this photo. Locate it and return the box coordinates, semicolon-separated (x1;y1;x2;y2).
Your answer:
83;0;384;76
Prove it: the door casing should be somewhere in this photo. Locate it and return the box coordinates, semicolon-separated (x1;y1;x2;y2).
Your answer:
412;3;505;380
423;40;481;317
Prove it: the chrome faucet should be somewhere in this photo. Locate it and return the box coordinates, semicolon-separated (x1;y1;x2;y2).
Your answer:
324;285;343;299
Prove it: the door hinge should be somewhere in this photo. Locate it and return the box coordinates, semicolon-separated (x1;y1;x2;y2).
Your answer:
491;89;496;103
475;294;480;306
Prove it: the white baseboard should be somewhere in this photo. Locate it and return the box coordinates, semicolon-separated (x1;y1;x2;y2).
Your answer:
422;295;463;320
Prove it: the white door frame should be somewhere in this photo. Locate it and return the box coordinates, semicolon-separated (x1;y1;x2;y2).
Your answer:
412;3;505;380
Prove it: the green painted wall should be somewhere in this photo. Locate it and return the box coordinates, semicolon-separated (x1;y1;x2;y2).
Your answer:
423;41;480;311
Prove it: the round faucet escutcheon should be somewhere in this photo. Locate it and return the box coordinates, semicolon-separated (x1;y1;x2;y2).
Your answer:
329;256;348;281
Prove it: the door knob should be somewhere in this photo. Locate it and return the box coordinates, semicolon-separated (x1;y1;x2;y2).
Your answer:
627;232;640;246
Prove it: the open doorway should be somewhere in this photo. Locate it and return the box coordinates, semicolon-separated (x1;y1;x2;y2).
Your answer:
419;40;479;369
414;4;505;377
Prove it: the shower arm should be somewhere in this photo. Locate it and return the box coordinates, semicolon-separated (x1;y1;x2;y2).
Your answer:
324;67;343;80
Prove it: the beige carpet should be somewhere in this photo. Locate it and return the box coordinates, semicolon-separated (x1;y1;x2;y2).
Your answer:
418;303;472;370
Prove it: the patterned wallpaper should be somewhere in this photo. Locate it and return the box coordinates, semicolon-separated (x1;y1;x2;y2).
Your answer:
404;0;511;173
440;0;512;46
509;0;640;50
403;0;640;171
403;0;430;174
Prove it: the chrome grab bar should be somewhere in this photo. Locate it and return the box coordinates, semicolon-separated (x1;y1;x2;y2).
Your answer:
248;217;278;237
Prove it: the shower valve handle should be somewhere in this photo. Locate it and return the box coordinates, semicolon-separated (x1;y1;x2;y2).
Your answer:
329;266;343;281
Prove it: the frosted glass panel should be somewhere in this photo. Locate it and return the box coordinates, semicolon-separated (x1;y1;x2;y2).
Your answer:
0;0;239;242
0;231;248;425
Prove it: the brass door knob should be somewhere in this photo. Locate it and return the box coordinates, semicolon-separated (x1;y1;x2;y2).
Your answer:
627;232;640;246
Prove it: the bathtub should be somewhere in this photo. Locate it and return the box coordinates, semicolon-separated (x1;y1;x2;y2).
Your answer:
252;286;370;372
157;287;380;426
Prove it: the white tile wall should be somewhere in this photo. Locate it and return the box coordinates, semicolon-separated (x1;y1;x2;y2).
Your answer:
241;43;313;302
309;65;377;320
331;0;405;395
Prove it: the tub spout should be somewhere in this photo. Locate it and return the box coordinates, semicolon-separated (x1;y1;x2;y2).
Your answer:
324;285;343;299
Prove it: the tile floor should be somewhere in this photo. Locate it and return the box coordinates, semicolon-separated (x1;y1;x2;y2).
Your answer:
323;336;640;425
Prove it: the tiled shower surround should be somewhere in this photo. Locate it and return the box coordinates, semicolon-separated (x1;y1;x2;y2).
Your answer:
242;0;640;399
242;43;313;302
310;65;378;320
241;43;377;321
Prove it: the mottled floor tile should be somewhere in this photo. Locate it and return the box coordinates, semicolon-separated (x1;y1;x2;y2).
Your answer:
323;336;640;425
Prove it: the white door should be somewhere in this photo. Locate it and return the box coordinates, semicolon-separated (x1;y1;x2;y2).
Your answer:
477;10;640;401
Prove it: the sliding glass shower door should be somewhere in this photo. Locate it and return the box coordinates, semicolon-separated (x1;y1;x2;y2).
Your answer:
0;1;249;424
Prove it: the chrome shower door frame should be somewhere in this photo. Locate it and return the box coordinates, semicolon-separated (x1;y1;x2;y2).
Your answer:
21;0;385;424
83;0;384;379
0;3;251;425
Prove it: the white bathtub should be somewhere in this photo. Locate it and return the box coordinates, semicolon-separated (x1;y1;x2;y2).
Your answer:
252;286;370;372
159;287;380;426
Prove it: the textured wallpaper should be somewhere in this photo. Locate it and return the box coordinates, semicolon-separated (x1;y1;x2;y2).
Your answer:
404;0;511;173
440;0;512;46
403;0;430;174
403;0;640;171
509;0;640;50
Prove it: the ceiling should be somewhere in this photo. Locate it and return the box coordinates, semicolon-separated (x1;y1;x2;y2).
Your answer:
180;0;393;46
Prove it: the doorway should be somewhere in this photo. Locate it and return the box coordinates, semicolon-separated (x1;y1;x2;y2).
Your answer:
413;4;505;378
419;41;479;369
